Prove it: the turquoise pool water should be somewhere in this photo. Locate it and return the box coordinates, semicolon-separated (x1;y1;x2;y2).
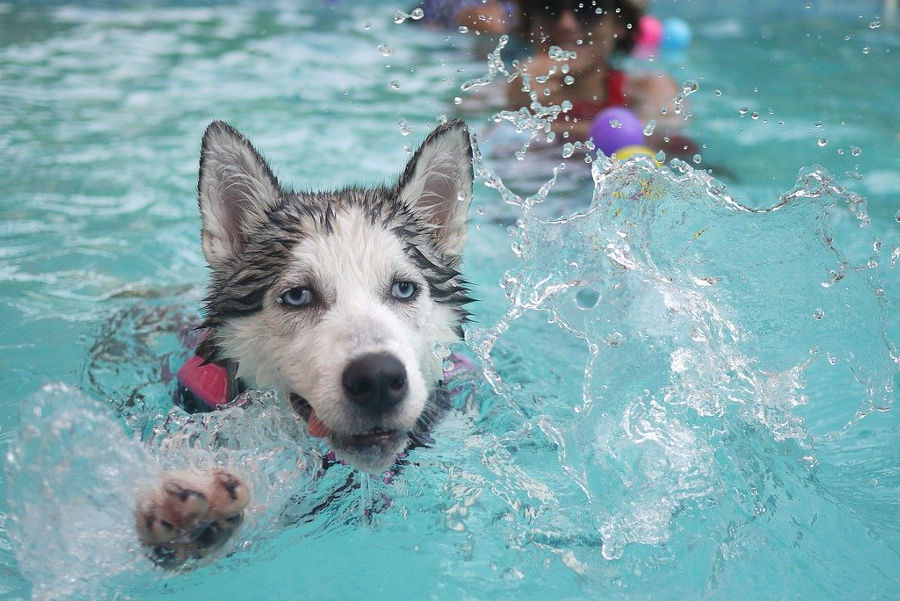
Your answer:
1;1;898;599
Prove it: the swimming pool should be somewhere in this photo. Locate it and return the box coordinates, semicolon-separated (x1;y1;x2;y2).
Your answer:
1;1;897;599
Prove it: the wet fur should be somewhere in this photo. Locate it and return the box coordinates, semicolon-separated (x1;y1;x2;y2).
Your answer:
136;120;474;566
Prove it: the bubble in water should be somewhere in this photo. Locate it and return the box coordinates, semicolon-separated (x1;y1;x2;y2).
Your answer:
390;80;400;89
751;112;759;120
850;146;862;156
869;20;881;29
562;143;575;158
655;149;666;163
643;120;656;136
845;33;852;41
812;308;825;320
564;75;575;85
454;96;463;105
692;154;702;164
682;80;699;95
817;138;828;147
458;25;469;34
610;119;622;129
398;118;411;136
714;89;722;96
575;287;600;309
739;107;749;115
378;44;394;57
862;47;870;54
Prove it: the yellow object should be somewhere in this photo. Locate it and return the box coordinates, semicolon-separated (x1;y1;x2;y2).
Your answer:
612;145;661;166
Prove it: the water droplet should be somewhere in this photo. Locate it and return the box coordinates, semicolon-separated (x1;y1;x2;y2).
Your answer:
862;46;870;54
390;80;400;89
812;308;825;320
682;80;699;95
561;143;575;158
453;96;462;105
869;20;881;29
850;145;862;156
659;106;668;115
738;106;749;115
363;23;371;31
837;148;845;155
378;44;394;57
610;119;622;129
564;75;575;85
575;288;600;309
692;153;702;164
458;25;469;34
394;8;425;23
844;33;852;41
655;150;666;163
750;112;759;120
814;121;824;128
398;118;411;136
714;89;722;96
643;120;656;136
817;138;827;147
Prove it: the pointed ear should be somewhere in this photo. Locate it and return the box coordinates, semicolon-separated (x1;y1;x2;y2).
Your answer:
397;120;473;259
197;121;282;268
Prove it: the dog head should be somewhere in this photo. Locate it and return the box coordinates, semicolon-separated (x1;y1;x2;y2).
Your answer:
195;120;473;472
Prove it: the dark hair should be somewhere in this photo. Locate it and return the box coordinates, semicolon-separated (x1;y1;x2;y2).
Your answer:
519;0;643;55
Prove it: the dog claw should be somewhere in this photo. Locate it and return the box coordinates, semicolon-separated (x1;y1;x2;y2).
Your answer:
135;469;250;567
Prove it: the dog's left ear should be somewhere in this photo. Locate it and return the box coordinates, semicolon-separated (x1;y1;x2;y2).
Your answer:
397;120;473;259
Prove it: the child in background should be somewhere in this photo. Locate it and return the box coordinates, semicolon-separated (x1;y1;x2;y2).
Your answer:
510;0;696;158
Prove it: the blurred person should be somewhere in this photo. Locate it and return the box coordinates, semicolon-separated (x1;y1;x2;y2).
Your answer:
510;0;695;157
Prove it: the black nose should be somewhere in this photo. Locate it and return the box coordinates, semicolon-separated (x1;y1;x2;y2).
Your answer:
341;352;408;412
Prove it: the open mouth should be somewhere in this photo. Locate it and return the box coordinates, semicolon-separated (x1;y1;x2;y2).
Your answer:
289;393;403;449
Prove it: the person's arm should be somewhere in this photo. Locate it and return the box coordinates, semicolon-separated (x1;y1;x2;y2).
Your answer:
625;72;682;129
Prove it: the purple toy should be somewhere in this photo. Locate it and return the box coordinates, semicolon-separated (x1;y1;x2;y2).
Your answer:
589;107;644;157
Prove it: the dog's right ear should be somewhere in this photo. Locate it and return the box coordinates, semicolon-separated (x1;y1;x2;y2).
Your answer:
397;119;473;261
198;121;282;269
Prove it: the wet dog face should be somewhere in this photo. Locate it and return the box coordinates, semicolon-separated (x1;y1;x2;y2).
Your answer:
195;120;473;471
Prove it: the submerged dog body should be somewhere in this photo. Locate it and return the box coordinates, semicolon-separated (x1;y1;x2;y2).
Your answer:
136;120;474;565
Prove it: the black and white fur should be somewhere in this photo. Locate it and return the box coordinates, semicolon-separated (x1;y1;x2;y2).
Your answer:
135;120;473;566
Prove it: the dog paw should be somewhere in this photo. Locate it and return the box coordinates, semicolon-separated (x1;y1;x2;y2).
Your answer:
135;469;249;568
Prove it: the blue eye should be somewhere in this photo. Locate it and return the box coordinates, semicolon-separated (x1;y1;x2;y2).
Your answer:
280;287;314;307
391;281;417;300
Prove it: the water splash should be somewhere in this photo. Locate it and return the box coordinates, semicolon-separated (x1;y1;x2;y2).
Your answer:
5;383;328;599
465;146;896;564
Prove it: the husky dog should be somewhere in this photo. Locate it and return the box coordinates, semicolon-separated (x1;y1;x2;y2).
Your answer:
135;119;473;566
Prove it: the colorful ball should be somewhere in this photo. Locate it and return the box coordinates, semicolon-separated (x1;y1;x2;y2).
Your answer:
662;17;692;52
634;15;664;49
590;107;644;157
613;145;661;166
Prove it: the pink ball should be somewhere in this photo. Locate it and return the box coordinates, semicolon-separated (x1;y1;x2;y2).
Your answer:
589;107;644;156
635;15;663;49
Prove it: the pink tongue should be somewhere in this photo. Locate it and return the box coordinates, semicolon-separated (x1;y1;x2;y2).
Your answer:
307;409;330;438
